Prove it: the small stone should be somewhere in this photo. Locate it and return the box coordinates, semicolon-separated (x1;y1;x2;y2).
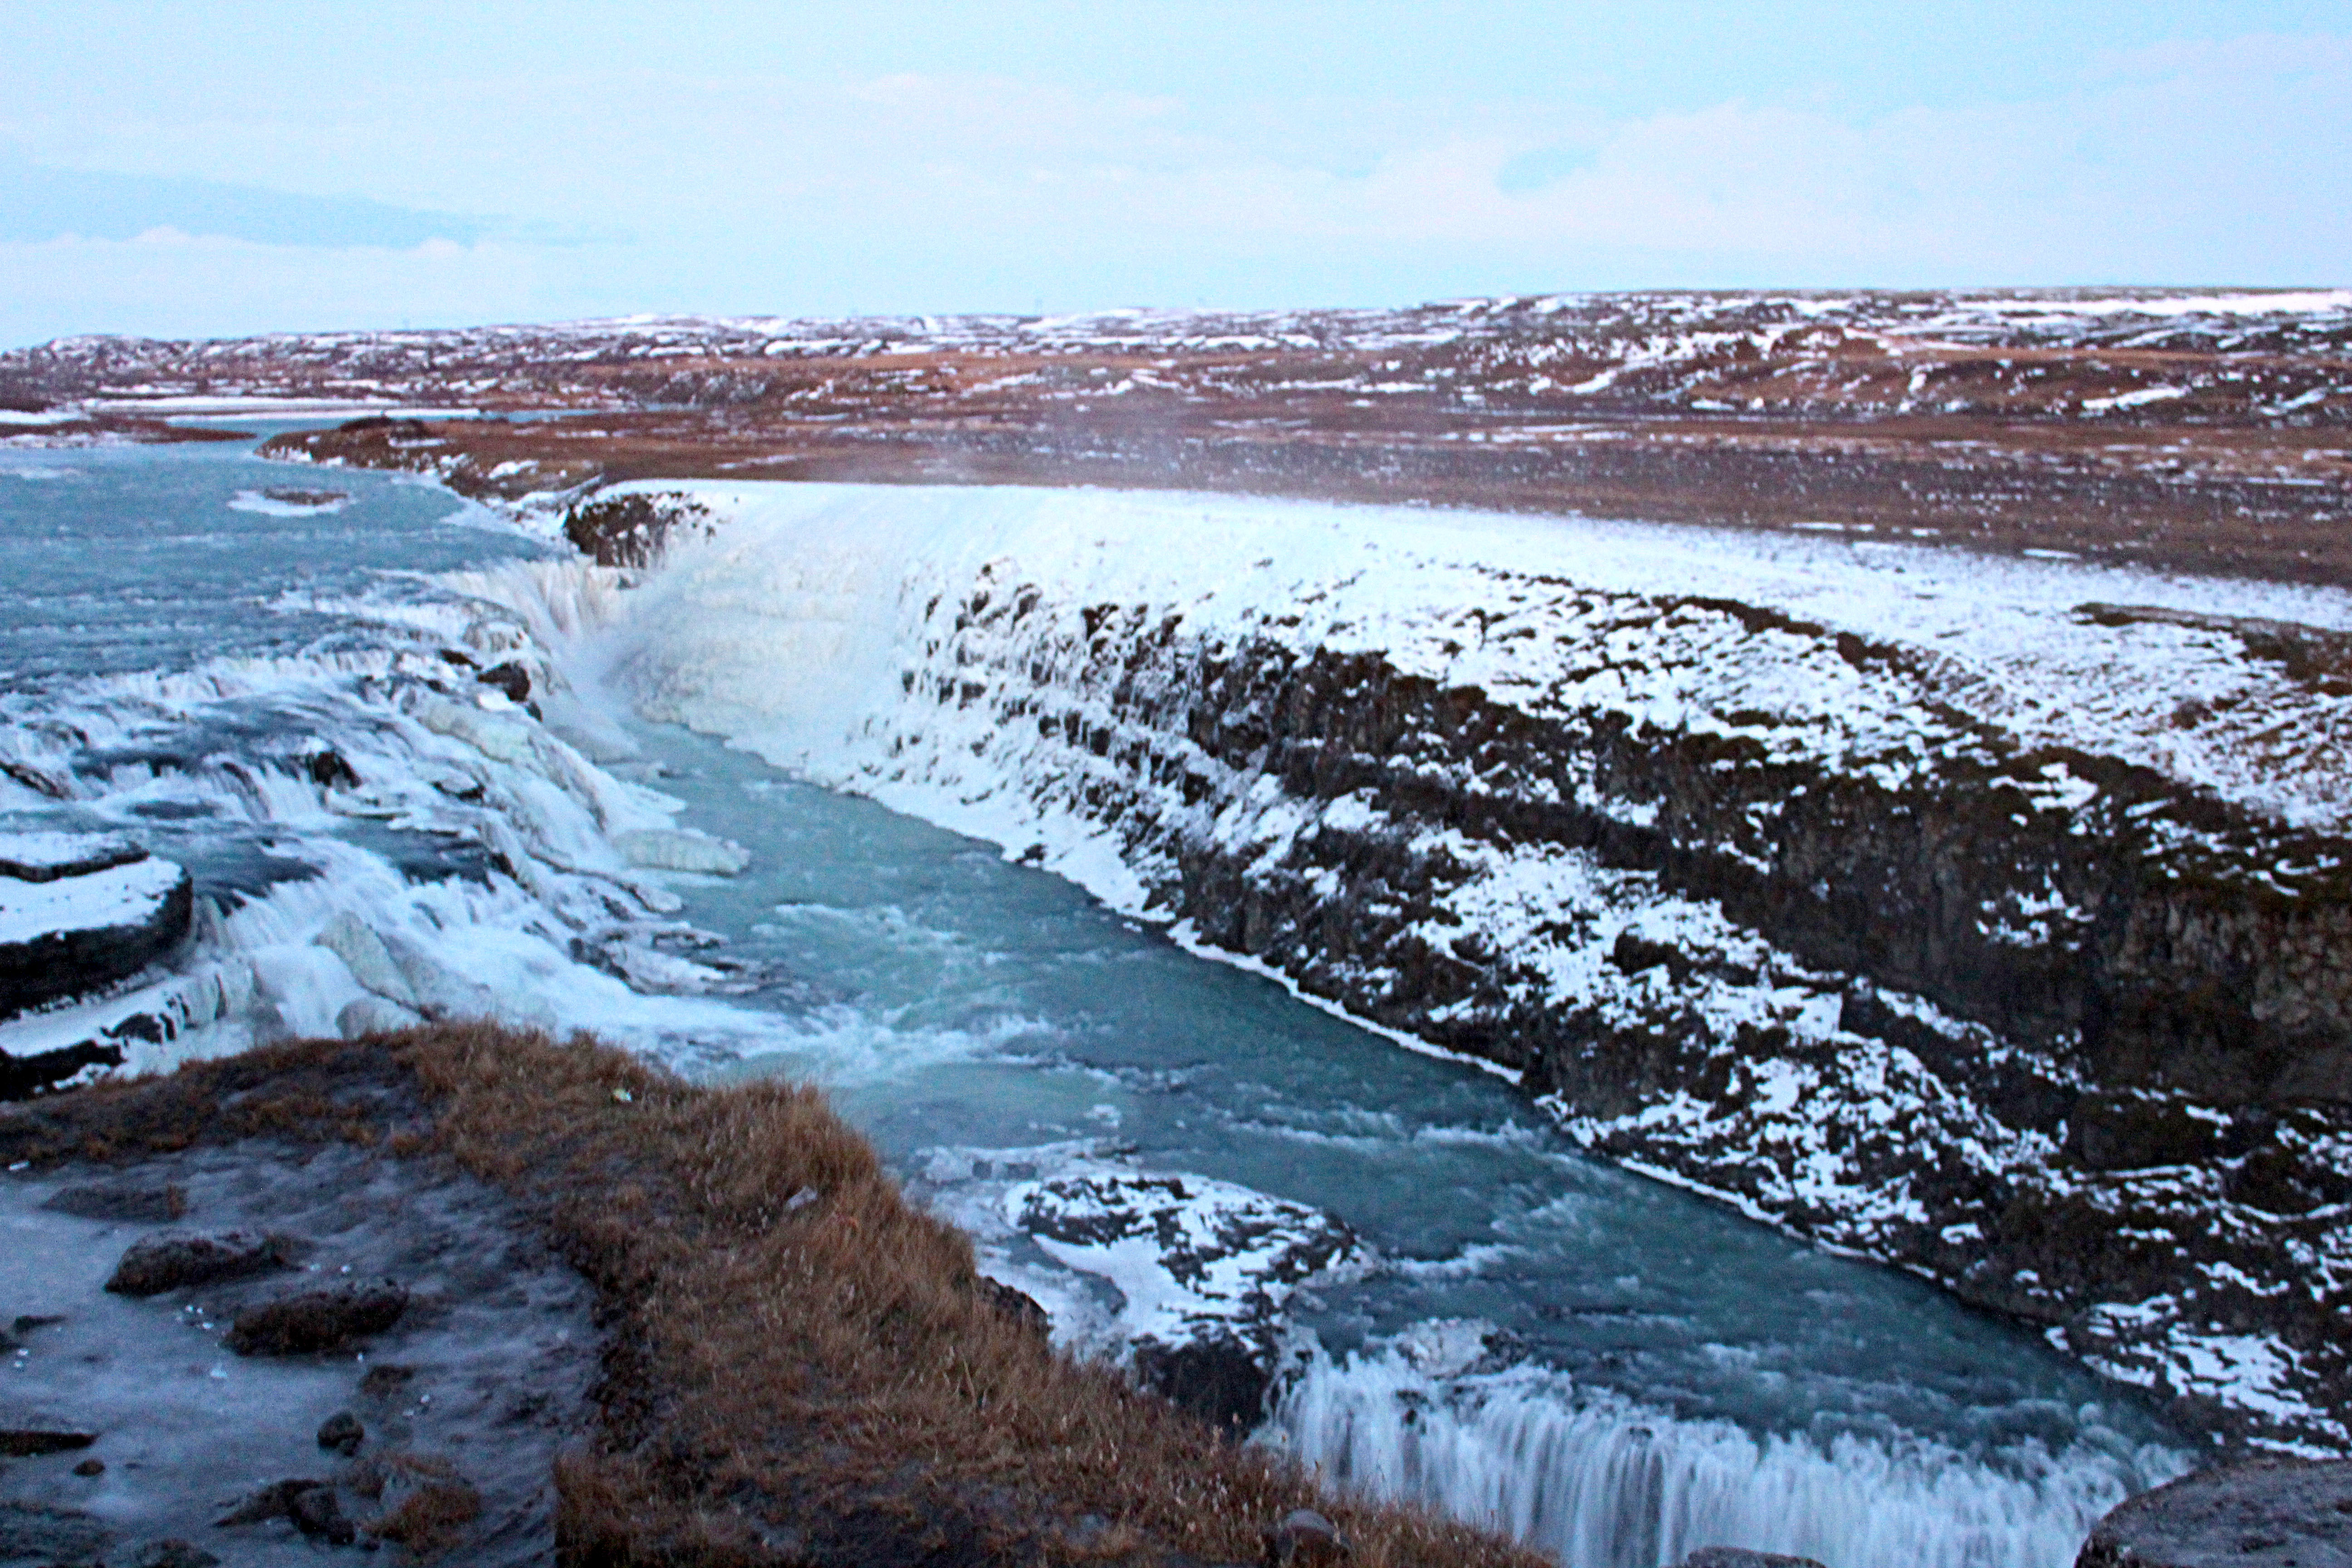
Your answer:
72;1457;103;1476
133;1541;220;1568
106;1230;295;1297
317;1410;364;1456
358;1362;415;1400
225;1281;407;1357
1264;1508;1348;1568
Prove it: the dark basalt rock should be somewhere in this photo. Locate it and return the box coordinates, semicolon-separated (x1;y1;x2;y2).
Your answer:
898;593;2352;1443
1133;1333;1269;1435
225;1280;408;1356
561;490;713;568
2064;1091;2237;1171
288;1484;357;1545
0;1428;97;1455
358;1361;416;1400
0;1039;126;1101
2077;1458;2352;1568
1674;1550;1829;1568
476;662;531;703
305;748;362;790
106;1230;296;1297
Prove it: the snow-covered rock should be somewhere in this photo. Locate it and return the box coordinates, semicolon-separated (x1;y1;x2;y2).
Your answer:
913;1143;1359;1429
0;833;191;1023
1008;1164;1358;1427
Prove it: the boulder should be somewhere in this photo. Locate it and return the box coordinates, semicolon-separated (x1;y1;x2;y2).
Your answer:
2077;1458;2352;1568
1005;1163;1357;1435
0;831;146;882
1673;1551;1829;1568
215;1478;355;1544
106;1230;296;1297
226;1280;408;1356
0;833;191;1019
1132;1334;1272;1435
358;1362;415;1400
476;662;532;703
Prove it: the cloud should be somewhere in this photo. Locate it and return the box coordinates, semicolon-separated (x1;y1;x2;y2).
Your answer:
0;150;496;248
0;29;2344;343
0;230;612;346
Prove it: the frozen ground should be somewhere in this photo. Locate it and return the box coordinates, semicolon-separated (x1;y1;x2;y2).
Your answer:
0;1138;595;1564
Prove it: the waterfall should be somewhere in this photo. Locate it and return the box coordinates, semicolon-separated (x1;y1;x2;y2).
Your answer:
1263;1343;2184;1568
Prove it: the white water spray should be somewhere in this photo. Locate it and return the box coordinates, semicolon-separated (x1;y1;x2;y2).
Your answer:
1264;1341;2183;1568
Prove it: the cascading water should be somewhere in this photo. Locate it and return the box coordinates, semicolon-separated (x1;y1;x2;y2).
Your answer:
1;440;2199;1568
1265;1334;2175;1568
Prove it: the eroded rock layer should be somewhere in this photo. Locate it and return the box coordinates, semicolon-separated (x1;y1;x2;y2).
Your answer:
612;483;2352;1450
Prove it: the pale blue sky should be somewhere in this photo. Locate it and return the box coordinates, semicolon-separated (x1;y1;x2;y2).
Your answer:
2;1;2347;345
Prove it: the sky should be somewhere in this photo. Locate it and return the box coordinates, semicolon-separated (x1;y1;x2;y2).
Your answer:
1;1;2347;346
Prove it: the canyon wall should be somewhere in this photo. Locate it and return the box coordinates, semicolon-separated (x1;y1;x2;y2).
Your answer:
603;481;2352;1450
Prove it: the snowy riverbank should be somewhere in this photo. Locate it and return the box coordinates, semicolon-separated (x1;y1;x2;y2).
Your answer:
580;479;2352;1453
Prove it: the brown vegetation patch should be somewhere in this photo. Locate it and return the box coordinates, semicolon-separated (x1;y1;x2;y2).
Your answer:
0;1027;1537;1568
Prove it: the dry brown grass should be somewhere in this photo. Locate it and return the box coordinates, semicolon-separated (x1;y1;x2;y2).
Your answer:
0;1027;1541;1568
372;1480;485;1556
403;1022;1539;1568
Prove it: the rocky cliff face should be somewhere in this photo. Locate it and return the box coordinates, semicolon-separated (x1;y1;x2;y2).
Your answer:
611;485;2352;1450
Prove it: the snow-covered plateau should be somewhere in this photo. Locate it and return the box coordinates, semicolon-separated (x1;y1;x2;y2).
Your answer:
574;479;2352;1453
